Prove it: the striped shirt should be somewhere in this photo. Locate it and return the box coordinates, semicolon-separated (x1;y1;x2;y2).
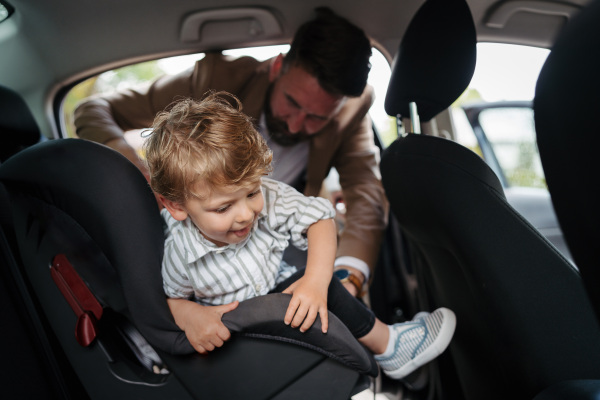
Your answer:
161;178;336;306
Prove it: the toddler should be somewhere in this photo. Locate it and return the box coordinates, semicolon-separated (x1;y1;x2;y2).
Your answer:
144;92;456;379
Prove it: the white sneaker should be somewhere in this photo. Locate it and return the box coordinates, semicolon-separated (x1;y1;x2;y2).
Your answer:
412;311;429;321
374;307;456;380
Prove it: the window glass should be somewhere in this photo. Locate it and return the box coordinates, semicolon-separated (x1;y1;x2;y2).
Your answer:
367;49;395;146
453;43;550;188
479;107;545;188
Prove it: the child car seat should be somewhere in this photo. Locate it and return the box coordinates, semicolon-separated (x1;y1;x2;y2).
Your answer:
0;134;376;398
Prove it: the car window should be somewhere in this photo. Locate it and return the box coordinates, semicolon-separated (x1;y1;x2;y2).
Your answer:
478;106;545;188
62;45;392;148
452;43;550;189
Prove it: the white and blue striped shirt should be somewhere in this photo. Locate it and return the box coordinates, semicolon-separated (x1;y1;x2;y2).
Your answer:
161;178;336;306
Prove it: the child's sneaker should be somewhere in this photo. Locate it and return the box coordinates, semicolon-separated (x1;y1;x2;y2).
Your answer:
374;307;456;379
412;311;429;321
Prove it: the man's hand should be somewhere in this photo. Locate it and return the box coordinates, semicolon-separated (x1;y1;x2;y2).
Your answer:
167;298;239;354
336;265;365;297
104;137;148;175
341;280;359;297
104;136;163;209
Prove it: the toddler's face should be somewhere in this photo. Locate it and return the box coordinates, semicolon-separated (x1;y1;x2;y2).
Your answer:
177;179;264;247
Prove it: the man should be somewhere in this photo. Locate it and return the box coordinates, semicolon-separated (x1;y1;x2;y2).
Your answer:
74;7;388;298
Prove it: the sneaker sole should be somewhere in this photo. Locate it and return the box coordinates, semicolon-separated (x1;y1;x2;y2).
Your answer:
385;307;456;379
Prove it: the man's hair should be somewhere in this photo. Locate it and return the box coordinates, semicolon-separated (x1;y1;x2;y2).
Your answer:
283;7;372;97
144;92;273;204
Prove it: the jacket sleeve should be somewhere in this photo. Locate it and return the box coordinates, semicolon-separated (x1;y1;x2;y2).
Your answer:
74;63;200;144
332;95;390;279
74;53;270;144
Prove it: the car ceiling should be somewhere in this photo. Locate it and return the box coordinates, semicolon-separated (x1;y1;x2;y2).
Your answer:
0;0;591;137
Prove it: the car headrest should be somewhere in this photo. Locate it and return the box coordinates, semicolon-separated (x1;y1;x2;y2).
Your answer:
384;0;477;122
0;85;42;162
534;0;600;320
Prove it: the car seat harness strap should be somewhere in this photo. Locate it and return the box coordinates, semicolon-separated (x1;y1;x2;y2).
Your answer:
50;254;103;347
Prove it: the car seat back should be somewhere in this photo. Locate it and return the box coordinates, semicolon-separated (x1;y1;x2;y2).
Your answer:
534;0;600;323
380;0;600;398
0;136;376;399
0;181;88;399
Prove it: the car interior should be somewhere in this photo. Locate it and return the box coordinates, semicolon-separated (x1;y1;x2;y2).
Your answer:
1;0;600;399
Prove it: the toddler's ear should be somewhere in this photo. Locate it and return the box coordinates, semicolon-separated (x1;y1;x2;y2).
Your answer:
160;196;188;221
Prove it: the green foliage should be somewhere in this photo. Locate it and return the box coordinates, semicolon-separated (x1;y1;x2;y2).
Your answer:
95;61;163;92
453;87;483;108
63;77;98;138
378;116;400;147
506;141;547;188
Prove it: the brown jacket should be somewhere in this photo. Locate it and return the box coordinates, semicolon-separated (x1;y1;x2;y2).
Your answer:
74;53;389;276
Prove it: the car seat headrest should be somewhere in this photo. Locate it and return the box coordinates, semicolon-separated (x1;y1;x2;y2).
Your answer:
535;0;600;153
0;85;42;162
384;0;477;122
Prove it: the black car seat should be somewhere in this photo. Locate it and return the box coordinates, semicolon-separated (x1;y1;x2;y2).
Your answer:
534;0;600;322
379;0;600;399
0;106;377;398
0;182;86;399
0;85;86;399
533;0;600;396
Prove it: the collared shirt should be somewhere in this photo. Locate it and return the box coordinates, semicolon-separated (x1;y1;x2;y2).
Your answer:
161;178;336;306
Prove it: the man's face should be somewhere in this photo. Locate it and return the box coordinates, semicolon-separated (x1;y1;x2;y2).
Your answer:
267;58;345;145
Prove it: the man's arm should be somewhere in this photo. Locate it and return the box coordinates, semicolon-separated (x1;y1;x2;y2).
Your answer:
73;61;205;186
74;53;270;172
334;112;389;290
74;67;198;146
74;94;153;177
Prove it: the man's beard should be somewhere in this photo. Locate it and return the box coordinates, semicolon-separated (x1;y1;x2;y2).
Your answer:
264;86;312;147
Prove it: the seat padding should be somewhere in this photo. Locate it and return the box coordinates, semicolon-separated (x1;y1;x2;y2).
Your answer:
534;0;600;321
381;134;600;399
223;293;377;375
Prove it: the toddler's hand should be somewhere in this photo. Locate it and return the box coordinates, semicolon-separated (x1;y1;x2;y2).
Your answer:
282;277;329;334
168;298;239;354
